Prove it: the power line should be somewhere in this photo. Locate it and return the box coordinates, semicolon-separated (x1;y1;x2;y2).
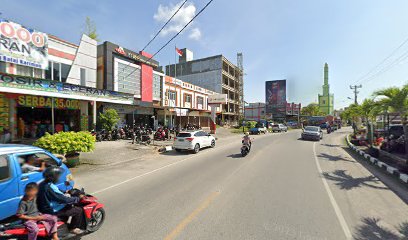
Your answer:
356;35;408;84
141;0;188;52
123;0;215;80
148;0;214;60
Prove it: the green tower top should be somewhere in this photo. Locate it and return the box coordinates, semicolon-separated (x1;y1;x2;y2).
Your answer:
323;63;329;95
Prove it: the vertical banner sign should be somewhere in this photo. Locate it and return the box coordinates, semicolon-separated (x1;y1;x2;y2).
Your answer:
0;20;49;69
0;94;9;131
265;80;286;119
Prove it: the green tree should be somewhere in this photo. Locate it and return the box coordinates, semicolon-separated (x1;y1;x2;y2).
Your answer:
374;84;408;156
301;103;324;116
98;109;120;131
83;16;99;41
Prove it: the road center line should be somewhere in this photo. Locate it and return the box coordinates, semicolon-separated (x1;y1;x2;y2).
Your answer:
313;142;353;239
163;191;220;240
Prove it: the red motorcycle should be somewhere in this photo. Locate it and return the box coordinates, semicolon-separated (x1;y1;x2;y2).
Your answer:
0;188;105;239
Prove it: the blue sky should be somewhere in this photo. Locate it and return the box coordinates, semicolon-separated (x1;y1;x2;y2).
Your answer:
3;0;408;109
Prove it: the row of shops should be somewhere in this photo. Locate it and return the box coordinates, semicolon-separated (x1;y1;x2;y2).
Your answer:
0;19;220;141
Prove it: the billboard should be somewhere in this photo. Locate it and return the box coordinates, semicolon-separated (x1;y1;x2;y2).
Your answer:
265;80;286;119
0;20;48;69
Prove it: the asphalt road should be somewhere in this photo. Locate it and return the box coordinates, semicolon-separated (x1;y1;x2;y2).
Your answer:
78;128;408;240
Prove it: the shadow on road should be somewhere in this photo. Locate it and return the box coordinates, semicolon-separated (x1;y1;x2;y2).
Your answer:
322;170;388;190
353;217;408;240
227;153;243;159
318;153;356;163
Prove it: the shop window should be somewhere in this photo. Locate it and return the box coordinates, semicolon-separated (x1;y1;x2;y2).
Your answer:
80;68;86;86
33;68;42;78
0;62;6;73
153;73;161;99
45;61;52;80
0;155;10;181
115;58;141;95
53;62;60;81
197;97;204;109
61;63;71;82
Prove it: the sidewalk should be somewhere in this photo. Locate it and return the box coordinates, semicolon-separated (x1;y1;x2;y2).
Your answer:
75;127;239;171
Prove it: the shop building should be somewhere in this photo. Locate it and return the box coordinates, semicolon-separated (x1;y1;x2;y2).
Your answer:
244;103;267;121
97;41;164;127
165;50;244;125
159;75;218;128
0;19;133;141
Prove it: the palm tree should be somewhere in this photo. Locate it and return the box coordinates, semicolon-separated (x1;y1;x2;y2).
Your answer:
374;84;408;157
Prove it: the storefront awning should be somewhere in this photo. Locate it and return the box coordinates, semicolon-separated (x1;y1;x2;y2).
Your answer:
0;73;134;105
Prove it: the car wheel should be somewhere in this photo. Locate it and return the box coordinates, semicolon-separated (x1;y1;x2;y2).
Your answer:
193;144;200;154
175;149;182;152
211;140;215;148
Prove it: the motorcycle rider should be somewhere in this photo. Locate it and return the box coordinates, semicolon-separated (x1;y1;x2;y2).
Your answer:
37;167;84;235
242;132;252;151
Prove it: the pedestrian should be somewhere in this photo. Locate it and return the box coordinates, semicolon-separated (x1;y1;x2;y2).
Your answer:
17;182;59;240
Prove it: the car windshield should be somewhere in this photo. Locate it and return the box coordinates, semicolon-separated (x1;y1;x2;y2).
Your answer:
177;133;192;138
305;126;319;132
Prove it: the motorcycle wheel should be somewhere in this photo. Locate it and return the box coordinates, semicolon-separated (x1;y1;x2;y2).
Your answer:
87;208;105;233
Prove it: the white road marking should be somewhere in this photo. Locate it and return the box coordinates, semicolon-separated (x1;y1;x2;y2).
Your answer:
313;142;353;240
91;132;283;195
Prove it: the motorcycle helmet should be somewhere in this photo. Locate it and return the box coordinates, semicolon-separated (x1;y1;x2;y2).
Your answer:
43;166;64;183
245;132;249;136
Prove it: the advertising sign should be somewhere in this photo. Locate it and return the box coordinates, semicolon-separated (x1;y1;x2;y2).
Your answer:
175;108;188;116
208;94;227;104
292;103;301;115
0;73;134;101
265;80;286;119
17;95;80;109
0;20;48;69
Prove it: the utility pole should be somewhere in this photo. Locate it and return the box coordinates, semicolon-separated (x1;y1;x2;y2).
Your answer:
349;85;362;104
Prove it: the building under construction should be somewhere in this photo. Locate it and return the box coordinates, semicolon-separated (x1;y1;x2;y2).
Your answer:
165;49;244;125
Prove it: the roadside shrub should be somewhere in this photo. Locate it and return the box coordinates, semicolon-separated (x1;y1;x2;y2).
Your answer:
34;131;95;155
98;109;120;131
246;121;257;129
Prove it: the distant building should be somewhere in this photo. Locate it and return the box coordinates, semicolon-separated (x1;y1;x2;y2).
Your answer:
318;63;334;115
244;103;266;121
165;51;243;125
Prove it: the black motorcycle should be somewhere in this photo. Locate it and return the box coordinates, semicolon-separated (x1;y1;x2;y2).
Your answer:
241;143;250;157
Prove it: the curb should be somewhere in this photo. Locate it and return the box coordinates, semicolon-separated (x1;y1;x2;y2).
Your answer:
345;135;407;184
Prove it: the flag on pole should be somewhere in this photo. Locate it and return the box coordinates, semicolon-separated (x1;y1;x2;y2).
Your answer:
176;47;183;57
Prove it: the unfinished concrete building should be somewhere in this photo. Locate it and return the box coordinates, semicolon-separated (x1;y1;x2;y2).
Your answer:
165;49;243;125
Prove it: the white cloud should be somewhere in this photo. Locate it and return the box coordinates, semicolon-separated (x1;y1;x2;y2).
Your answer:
189;27;201;40
153;1;201;40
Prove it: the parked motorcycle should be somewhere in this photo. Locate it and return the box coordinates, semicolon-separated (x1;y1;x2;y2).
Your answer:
154;128;167;141
0;188;105;240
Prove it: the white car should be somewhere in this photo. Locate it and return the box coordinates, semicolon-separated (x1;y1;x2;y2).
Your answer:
173;130;216;154
272;124;288;132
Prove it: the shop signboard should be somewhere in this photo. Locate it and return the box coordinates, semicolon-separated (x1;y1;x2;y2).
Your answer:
0;93;9;131
17;95;80;110
0;73;134;101
265;80;286;119
175;108;188;116
208;94;227;104
292;103;301;115
114;45;158;68
0;20;48;69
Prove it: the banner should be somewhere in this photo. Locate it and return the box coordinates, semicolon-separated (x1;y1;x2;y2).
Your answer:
17;95;80;110
265;80;286;119
175;108;188;116
0;20;48;69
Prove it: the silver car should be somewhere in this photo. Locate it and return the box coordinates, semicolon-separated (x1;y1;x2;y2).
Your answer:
301;126;323;141
272;124;288;133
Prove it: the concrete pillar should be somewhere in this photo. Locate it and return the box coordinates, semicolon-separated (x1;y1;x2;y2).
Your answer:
93;101;97;129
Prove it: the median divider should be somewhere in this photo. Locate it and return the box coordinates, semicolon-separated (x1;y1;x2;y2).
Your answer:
345;134;407;185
